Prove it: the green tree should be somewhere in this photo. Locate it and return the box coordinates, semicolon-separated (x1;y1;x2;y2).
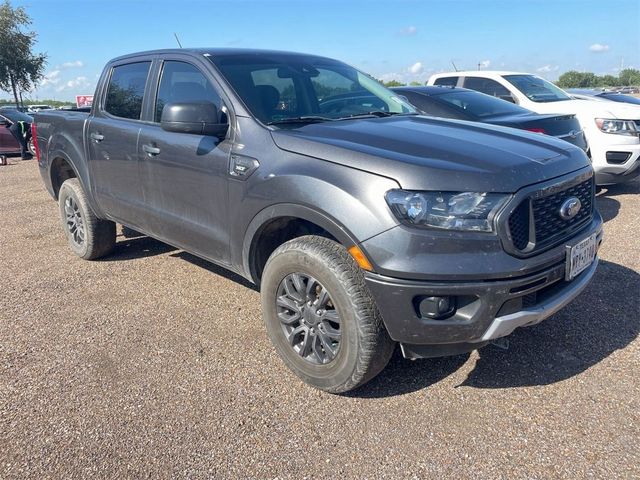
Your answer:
600;75;619;87
409;81;423;86
382;80;405;87
618;68;640;86
556;71;599;88
0;0;46;107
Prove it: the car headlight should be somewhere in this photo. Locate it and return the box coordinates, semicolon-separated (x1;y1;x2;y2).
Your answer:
595;118;638;136
385;190;510;232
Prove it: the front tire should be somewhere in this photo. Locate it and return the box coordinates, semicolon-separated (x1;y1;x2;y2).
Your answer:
58;178;116;260
261;236;395;393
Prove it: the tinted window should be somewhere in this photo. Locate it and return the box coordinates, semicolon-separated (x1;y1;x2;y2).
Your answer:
436;90;530;118
463;77;513;100
105;62;151;119
396;90;465;119
155;61;222;122
210;54;415;124
503;74;571;103
433;76;459;87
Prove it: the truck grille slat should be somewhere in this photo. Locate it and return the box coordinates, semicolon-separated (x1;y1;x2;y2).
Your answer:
507;176;595;254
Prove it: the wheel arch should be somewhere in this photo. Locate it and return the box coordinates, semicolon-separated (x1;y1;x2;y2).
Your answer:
242;204;361;285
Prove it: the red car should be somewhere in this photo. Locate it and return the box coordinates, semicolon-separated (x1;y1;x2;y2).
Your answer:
0;109;35;156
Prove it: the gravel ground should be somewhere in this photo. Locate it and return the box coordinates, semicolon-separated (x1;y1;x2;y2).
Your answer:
1;160;638;479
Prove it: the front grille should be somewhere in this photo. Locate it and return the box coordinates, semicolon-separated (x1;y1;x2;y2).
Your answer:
507;175;595;254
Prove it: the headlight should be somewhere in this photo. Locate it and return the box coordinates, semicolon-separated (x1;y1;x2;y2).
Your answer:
595;118;638;136
385;190;510;232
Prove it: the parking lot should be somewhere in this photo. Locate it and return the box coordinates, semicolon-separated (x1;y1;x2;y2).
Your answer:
0;160;638;478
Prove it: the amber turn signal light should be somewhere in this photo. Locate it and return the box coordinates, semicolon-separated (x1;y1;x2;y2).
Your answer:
348;245;374;272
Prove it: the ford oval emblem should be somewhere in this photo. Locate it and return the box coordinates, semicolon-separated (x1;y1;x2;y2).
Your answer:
559;197;581;220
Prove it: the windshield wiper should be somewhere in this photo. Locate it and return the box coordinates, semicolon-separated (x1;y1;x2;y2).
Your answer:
335;111;419;121
267;116;334;125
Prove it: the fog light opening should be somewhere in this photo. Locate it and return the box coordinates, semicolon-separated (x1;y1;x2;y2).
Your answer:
418;295;457;320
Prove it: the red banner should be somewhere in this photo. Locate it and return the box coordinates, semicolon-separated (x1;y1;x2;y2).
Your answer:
76;95;94;108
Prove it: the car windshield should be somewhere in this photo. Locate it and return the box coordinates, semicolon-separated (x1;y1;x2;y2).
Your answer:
0;109;33;123
504;74;571;103
208;53;416;125
434;90;531;118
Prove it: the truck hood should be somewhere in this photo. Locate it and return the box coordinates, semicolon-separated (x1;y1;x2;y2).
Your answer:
526;98;640;120
271;115;590;192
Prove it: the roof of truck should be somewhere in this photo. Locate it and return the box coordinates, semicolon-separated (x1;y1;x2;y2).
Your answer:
110;48;332;63
429;71;531;78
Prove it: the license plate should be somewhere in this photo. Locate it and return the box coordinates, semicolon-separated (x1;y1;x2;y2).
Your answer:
566;234;597;281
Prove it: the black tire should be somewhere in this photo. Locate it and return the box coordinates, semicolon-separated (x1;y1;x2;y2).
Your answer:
27;137;36;157
261;235;395;393
58;178;116;260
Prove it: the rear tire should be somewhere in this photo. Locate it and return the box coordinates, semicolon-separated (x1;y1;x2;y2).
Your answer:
261;235;395;393
58;178;116;260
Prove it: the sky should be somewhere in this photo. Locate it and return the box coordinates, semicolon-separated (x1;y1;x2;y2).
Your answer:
8;0;640;102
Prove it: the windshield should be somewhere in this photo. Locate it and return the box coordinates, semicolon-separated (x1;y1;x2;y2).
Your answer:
209;53;416;124
0;109;33;123
435;90;531;118
504;74;571;103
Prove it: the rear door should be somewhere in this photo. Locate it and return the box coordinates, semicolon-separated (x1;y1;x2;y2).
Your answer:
136;57;233;264
87;60;152;225
0;113;20;154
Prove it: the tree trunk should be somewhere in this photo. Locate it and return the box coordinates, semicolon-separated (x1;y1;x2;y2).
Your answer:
9;71;19;108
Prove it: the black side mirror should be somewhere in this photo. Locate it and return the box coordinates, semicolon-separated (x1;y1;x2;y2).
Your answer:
160;102;228;138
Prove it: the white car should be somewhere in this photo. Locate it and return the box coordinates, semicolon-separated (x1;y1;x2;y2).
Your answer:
427;71;640;185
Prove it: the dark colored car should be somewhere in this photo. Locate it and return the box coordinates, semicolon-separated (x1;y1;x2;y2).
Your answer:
394;86;588;152
33;49;602;393
0;109;35;156
568;89;640;106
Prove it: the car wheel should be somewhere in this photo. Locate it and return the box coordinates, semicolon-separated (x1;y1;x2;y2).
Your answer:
27;137;36;156
58;178;116;260
261;235;395;393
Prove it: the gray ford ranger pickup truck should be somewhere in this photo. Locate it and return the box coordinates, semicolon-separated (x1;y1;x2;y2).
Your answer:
34;49;603;393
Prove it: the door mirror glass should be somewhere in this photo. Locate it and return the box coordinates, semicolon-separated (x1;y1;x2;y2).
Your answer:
160;102;228;138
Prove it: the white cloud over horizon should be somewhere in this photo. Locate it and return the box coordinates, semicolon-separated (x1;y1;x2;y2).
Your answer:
408;62;423;74
536;64;559;73
589;43;610;53
399;25;417;36
61;60;84;69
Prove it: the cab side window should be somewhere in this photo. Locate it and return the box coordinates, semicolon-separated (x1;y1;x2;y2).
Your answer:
463;77;514;102
433;76;459;87
104;62;151;120
155;61;223;123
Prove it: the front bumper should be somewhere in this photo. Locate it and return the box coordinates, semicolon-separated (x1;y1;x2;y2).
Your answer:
590;138;640;185
364;227;603;352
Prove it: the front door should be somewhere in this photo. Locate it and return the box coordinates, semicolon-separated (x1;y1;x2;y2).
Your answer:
87;60;152;225
136;60;232;264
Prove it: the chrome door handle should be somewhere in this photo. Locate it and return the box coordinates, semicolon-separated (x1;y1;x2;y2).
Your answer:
90;132;104;142
142;144;161;156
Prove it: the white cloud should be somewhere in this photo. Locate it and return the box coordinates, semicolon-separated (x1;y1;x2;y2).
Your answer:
589;43;610;53
40;70;61;87
61;60;84;69
56;76;91;92
400;25;417;36
408;62;423;74
536;64;559;73
479;59;491;69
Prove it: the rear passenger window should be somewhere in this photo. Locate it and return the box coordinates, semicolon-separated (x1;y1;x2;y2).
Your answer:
155;61;223;122
463;77;513;100
104;62;151;120
434;76;459;87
